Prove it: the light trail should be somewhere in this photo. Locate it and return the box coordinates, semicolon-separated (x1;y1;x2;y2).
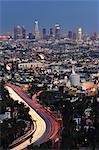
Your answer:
6;83;60;150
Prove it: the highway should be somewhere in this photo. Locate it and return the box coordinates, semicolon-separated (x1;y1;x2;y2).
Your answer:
6;83;60;150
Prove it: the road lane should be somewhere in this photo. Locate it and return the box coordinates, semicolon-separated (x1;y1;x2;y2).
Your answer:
6;86;46;150
6;83;60;150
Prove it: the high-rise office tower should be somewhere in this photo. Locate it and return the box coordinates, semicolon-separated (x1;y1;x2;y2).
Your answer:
49;28;53;37
73;32;77;40
55;24;61;38
21;26;26;39
34;20;40;40
68;31;73;39
14;25;22;39
90;32;97;41
42;28;47;39
77;27;83;41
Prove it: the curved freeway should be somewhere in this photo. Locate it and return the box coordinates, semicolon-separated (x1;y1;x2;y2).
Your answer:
6;83;60;150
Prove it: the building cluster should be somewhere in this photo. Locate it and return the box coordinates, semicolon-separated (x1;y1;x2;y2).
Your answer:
0;20;99;43
0;21;99;149
0;28;98;97
13;22;99;42
13;21;61;40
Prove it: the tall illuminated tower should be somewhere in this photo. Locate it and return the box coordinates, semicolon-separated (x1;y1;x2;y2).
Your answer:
34;20;40;40
55;24;61;39
77;27;83;41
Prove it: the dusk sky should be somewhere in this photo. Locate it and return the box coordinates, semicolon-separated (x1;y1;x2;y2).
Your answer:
0;0;99;34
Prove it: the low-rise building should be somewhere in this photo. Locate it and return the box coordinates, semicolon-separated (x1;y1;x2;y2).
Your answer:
18;61;47;70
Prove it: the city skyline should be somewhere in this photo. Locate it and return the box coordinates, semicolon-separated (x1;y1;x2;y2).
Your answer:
0;1;99;149
0;0;99;34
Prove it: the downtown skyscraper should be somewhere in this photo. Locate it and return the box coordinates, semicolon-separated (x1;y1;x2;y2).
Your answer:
34;20;40;40
14;25;26;40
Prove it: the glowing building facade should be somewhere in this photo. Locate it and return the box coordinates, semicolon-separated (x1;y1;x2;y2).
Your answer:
34;20;40;40
77;27;83;41
55;24;61;39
